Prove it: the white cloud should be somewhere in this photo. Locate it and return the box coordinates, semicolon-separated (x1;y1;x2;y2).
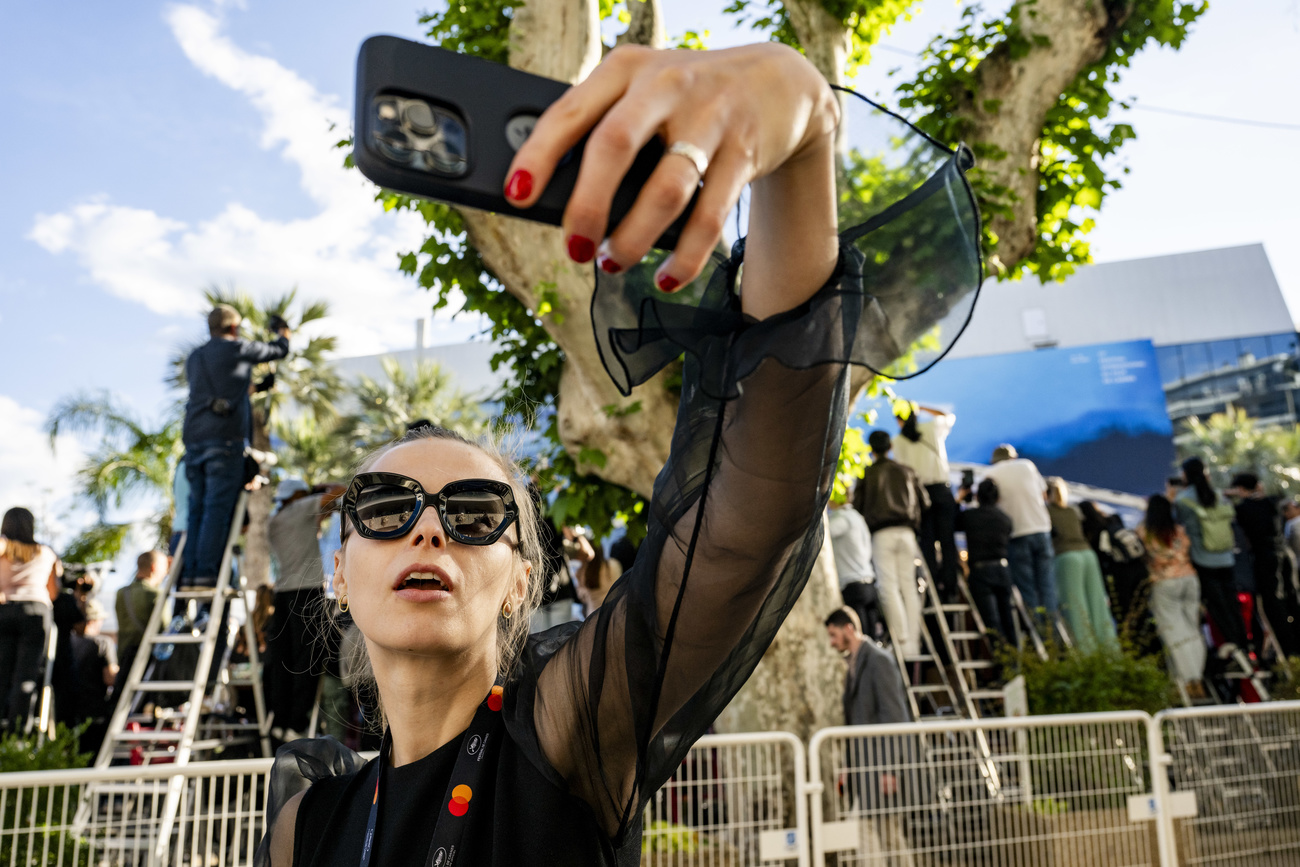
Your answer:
0;395;88;549
28;3;481;356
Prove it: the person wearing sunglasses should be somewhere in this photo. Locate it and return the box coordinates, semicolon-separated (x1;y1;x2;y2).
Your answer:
259;41;980;867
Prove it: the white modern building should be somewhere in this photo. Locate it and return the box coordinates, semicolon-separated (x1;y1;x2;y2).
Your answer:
946;244;1299;428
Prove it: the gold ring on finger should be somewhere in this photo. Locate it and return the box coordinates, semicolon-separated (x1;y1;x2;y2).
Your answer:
666;141;709;179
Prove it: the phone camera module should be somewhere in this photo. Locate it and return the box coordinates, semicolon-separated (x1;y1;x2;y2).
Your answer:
372;95;468;178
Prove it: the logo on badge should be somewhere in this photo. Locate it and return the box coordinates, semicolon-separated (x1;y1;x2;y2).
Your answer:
432;848;447;867
468;734;482;756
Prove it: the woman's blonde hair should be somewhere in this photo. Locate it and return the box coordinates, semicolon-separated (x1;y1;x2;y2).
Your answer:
1045;476;1070;508
327;426;544;726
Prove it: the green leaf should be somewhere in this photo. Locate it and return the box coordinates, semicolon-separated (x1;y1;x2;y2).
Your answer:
577;446;608;470
602;401;643;419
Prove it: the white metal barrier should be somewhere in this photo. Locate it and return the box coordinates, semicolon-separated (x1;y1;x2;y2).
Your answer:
809;712;1160;867
1156;701;1300;866
0;758;271;867
0;732;805;867
6;705;1300;866
642;731;808;867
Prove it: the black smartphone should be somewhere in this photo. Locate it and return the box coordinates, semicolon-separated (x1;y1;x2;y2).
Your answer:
961;469;975;490
354;35;693;249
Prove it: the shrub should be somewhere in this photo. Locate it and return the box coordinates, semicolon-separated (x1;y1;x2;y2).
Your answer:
1007;643;1174;716
1271;656;1300;702
0;723;92;773
0;724;92;867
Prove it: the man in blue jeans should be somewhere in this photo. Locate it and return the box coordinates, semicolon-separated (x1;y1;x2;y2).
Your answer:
982;444;1057;626
182;304;289;586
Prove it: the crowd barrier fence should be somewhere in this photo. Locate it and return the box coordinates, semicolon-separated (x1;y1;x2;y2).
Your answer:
1156;701;1300;867
1;703;1296;866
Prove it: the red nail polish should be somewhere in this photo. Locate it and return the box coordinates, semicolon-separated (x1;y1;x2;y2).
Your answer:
656;273;680;292
598;255;623;274
567;235;595;263
505;169;533;202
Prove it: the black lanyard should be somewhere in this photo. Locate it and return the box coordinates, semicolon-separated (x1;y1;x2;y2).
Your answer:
359;684;505;867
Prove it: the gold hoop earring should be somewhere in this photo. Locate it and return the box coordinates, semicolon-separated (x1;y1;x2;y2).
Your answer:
339;595;349;613
501;601;513;620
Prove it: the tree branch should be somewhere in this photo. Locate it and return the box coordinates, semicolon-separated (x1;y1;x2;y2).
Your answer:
509;0;603;82
616;0;667;49
782;0;850;86
955;0;1128;273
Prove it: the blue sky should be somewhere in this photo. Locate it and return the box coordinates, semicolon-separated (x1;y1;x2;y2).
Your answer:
2;0;1298;552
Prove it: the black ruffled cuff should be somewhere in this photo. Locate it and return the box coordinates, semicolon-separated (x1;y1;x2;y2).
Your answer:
591;126;983;401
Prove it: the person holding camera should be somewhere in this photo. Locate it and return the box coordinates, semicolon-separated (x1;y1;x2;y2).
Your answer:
181;305;290;587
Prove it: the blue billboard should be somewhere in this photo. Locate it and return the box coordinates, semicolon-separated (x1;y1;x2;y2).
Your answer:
855;339;1177;495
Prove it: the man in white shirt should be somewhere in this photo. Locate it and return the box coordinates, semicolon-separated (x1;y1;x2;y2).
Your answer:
828;500;879;640
893;405;958;598
982;444;1058;622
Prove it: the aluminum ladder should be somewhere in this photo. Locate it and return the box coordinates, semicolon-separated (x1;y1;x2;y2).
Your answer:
79;490;270;864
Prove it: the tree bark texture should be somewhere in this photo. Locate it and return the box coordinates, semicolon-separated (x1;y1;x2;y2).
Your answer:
951;0;1129;273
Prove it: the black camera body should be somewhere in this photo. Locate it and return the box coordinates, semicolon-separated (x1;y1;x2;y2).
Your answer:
353;36;692;249
209;397;234;417
267;314;289;334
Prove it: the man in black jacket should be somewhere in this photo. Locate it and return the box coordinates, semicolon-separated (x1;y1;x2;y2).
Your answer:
182;305;289;586
853;430;930;657
956;479;1015;643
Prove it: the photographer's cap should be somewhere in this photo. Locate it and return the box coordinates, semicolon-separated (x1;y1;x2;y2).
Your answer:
276;478;310;501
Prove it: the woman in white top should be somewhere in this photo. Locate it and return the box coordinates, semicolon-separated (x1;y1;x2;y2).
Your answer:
0;507;60;731
892;404;958;597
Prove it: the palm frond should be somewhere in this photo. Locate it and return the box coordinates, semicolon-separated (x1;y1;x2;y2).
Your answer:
299;300;330;325
45;392;144;448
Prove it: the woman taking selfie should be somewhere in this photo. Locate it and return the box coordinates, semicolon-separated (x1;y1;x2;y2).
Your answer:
261;40;980;867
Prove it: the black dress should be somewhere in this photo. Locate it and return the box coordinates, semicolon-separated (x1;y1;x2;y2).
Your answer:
259;90;984;867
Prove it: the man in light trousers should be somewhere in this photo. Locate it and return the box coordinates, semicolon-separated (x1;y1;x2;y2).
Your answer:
853;430;930;658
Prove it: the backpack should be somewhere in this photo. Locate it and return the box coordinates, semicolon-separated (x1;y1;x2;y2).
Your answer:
1189;497;1236;553
1102;524;1147;565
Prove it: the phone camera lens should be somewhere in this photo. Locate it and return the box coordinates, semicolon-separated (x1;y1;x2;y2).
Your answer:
375;129;414;164
403;102;438;135
371;94;468;178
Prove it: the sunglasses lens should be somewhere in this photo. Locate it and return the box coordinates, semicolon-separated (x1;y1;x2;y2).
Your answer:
444;490;508;540
354;484;419;536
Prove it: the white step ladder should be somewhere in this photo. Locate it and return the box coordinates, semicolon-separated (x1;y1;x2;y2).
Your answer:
889;563;1005;804
79;490;270;864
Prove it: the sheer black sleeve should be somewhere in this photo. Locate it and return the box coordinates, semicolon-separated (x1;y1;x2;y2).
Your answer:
503;89;983;844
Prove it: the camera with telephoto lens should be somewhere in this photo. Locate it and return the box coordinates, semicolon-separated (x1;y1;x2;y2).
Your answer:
267;314;289;334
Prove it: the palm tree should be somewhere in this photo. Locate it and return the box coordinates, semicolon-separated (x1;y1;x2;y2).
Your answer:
338;357;487;461
273;413;353;487
45;394;183;562
170;287;343;586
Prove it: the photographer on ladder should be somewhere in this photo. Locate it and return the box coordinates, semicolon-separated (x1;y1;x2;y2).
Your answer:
181;304;289;588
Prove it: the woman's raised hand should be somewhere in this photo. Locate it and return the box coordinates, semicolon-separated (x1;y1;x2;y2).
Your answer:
504;43;840;318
